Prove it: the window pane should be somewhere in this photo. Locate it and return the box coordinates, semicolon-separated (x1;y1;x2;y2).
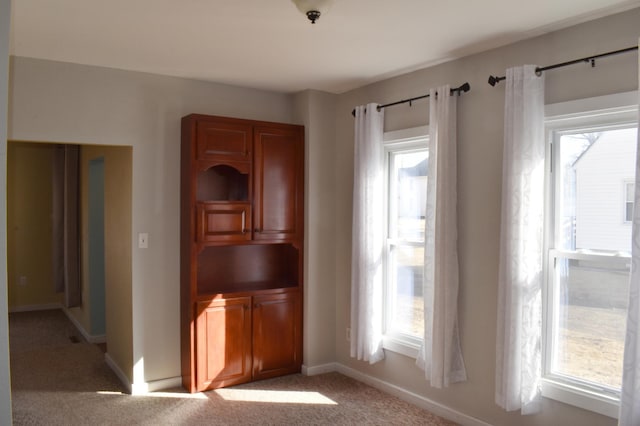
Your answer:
549;125;636;393
625;182;634;201
626;202;633;222
390;150;428;242
557;127;637;252
387;244;424;337
625;182;634;222
551;256;629;389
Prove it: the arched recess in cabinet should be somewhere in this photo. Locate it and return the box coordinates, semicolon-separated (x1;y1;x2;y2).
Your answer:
195;163;252;244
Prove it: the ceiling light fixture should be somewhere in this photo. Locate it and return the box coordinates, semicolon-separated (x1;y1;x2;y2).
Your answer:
291;0;334;24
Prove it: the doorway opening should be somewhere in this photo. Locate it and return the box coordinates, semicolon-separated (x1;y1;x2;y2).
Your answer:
7;140;132;355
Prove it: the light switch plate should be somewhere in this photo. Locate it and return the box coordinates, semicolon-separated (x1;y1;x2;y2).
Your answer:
138;233;149;249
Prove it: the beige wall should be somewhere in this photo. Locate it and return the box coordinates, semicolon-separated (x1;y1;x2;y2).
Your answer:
8;57;296;388
101;145;133;382
7;142;62;308
71;145;132;381
332;8;639;426
0;0;12;422
294;90;338;367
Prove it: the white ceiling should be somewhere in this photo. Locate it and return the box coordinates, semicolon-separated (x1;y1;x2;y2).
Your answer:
9;0;640;94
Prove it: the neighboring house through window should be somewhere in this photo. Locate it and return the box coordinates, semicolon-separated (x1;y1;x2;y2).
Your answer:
543;91;638;418
624;181;634;223
382;126;428;357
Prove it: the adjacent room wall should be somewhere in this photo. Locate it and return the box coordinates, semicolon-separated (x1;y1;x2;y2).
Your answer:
333;8;639;426
8;57;297;388
7;142;62;309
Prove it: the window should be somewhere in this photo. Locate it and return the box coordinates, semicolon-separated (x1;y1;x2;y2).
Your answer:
382;126;428;356
543;92;638;417
624;181;634;223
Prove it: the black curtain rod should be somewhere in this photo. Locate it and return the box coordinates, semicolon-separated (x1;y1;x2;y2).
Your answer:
351;82;471;117
488;46;638;86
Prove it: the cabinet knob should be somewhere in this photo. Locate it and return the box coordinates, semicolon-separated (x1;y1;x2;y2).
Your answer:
254;228;259;233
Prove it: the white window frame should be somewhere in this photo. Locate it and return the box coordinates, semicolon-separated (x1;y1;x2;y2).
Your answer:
381;125;428;358
543;91;638;419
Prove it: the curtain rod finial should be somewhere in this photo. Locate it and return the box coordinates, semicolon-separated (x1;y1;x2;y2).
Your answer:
488;75;506;86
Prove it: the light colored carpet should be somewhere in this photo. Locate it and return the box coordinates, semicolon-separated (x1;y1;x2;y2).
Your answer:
9;309;458;425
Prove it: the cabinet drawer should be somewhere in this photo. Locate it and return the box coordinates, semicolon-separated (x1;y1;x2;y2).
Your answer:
197;202;251;243
196;120;252;163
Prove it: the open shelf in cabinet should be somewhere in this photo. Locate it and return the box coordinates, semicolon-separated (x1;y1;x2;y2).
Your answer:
197;164;249;202
196;243;299;296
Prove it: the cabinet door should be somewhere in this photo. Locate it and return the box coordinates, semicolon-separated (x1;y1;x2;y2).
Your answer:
196;297;252;390
253;126;304;242
196;202;251;243
252;291;302;380
196;118;252;163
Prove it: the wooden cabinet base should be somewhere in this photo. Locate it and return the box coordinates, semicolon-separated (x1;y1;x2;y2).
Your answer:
192;290;301;392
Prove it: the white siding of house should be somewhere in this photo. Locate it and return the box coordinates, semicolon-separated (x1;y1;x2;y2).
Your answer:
574;129;637;252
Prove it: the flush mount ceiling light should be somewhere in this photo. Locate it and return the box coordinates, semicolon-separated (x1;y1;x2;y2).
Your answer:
291;0;335;24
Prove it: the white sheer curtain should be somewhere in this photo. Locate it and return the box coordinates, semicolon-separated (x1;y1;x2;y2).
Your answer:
495;65;545;414
416;86;467;387
350;103;385;364
619;46;640;426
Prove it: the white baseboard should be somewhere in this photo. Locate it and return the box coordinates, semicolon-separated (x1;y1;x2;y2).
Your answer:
8;303;62;313
131;376;183;395
104;355;181;395
61;307;106;344
304;362;491;426
105;353;132;394
302;362;339;376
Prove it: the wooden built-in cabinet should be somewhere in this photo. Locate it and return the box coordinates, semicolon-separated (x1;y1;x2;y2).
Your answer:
180;114;304;393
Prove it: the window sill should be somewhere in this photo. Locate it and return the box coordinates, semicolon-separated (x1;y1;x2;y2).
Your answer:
382;335;421;359
541;378;619;419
